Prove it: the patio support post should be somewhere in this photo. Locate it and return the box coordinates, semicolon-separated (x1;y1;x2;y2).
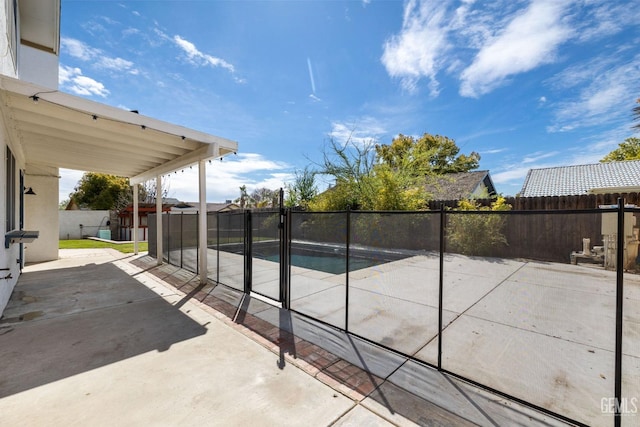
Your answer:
198;159;207;284
133;184;139;255
156;175;163;266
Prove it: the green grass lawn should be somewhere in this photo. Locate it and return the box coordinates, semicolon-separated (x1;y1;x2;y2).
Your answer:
59;239;148;253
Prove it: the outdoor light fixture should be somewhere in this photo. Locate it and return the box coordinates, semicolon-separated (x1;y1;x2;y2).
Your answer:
24;187;36;195
141;125;146;130
92;115;98;121
30;95;39;104
181;136;186;141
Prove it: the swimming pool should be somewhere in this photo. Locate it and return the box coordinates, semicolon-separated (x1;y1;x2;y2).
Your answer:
254;241;408;275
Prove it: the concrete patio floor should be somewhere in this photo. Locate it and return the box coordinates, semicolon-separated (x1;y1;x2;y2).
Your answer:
0;249;575;426
205;247;640;427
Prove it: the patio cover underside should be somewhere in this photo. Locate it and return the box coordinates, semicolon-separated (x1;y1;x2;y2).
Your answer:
0;75;238;181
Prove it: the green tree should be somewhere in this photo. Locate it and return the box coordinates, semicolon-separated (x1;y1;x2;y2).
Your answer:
601;137;640;162
312;132;477;211
375;133;480;175
285;167;317;209
70;173;132;210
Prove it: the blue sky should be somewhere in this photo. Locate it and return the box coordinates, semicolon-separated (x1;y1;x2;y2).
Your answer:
58;0;640;203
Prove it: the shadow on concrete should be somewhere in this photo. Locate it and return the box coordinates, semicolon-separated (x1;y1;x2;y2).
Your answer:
0;262;206;399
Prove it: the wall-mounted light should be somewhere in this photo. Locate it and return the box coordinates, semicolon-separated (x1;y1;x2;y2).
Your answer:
24;187;36;195
30;95;39;104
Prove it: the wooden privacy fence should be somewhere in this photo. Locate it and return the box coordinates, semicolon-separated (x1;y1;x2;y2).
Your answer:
428;192;640;210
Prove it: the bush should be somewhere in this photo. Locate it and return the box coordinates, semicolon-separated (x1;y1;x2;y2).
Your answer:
447;197;511;256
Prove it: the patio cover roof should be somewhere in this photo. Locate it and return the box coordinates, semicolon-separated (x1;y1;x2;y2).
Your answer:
0;75;238;184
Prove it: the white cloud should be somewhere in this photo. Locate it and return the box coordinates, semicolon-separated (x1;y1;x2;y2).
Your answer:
173;35;235;73
459;0;572;98
329;117;387;144
59;65;110;97
97;57;138;74
380;0;449;95
491;166;533;185
159;153;292;202
60;37;139;75
61;37;99;60
309;94;322;102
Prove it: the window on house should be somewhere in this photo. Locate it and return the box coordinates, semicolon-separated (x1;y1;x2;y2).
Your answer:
5;146;16;232
5;0;17;71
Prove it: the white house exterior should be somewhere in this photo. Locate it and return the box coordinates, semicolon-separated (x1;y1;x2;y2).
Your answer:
0;1;238;316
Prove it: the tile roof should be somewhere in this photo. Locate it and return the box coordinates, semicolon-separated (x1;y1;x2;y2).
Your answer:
426;170;496;200
520;160;640;197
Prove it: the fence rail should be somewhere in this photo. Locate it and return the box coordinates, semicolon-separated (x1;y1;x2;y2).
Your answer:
149;206;639;427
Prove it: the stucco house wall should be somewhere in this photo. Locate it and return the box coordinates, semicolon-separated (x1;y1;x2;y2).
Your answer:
0;1;60;314
24;165;59;262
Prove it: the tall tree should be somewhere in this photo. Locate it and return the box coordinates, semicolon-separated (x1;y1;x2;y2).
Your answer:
375;133;480;174
312;137;378;210
235;185;254;208
601;137;640;162
70;173;132;210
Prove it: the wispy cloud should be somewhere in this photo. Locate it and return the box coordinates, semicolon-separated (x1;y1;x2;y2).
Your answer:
307;57;317;94
459;0;572;97
173;35;245;83
329;117;387;144
59;65;110;97
481;148;507;155
380;0;449;95
61;37;139;74
61;37;100;60
574;0;640;42
522;150;559;164
547;54;640;132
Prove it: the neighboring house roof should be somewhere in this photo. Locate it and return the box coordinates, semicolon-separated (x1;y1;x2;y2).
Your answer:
426;170;496;200
520;160;640;197
171;202;240;213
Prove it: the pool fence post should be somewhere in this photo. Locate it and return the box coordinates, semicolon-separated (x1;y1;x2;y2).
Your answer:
245;210;252;295
614;198;624;427
438;204;444;371
345;207;351;333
